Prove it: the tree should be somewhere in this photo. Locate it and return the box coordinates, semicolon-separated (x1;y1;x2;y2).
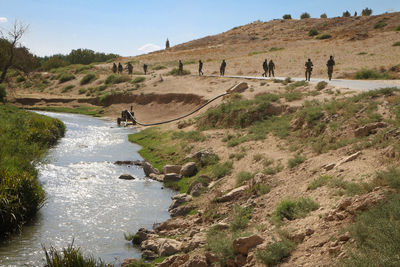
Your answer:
0;21;29;83
343;11;351;17
300;12;311;19
320;13;327;18
362;8;372;16
282;14;292;20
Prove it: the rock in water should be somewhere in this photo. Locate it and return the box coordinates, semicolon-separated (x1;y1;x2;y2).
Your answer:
119;174;135;180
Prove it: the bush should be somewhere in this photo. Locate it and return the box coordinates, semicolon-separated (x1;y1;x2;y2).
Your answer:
374;20;387;29
104;74;131;84
273;197;319;221
300;12;311;19
58;73;75;83
342;11;351;17
395;25;400;31
288;154;306;168
309;28;319;36
315;81;328;90
212;161;233;179
152;64;166;70
41;56;68;71
361;7;372;16
16;76;26;83
256;238;295;266
393;42;400;47
80;72;97;85
132;76;146;83
78;88;87;94
316;33;332;40
284;91;303;102
236;171;254;186
61;84;75;93
308;175;332;190
206;228;235;266
167;68;191;76
354;68;390;79
320;13;327;18
282;14;292;19
230;205;253;232
374;167;400;190
0;84;6;103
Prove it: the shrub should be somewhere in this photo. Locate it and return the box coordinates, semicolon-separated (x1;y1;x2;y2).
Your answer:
41;56;68;71
104;74;131;84
342;11;351;17
354;68;390;79
212;161;233;178
284;91;303;102
300;12;311;19
206;228;235;266
288;154;306;168
315;81;328;90
61;84;75;93
152;64;166;70
256;238;295;266
309;28;319;36
308;175;332;190
374;167;400;190
132;76;146;83
167;68;191;76
395;25;400;31
316;33;332;40
58;73;75;83
16;76;26;83
0;84;6;103
282;14;292;19
252;183;271;196
374;20;387;29
320;13;327;18
285;80;308;90
230;205;253;233
361;7;372;16
269;47;284;52
80;72;97;85
273;197;319;221
78;88;87;94
393;42;400;47
236;171;254;186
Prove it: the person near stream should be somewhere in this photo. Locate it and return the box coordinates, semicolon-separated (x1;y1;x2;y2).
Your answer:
327;55;336;81
262;59;268;77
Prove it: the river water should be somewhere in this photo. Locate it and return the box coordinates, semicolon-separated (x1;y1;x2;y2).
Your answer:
0;112;174;266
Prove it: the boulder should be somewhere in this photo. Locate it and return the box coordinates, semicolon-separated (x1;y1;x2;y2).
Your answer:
114;160;144;166
170;205;195;217
164;173;182;182
181;162;197;177
158;254;190;267
185;149;218;166
190;183;204;197
133;228;153;245
232;234;264;255
143;162;159;177
169;194;193;210
149;173;164;182
186;233;206;251
122;258;140;267
205;252;219;265
159;238;182;257
118;174;135;180
162;164;182;174
183;255;208;267
142;249;158;260
141;239;159;252
336;151;362;166
234;254;247;266
354;122;387;137
218;185;248;202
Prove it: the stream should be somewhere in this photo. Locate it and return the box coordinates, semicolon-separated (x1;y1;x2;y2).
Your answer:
0;111;174;266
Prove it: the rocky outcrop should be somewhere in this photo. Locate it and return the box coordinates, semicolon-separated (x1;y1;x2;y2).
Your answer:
149;173;165;182
189;183;204;197
141;238;182;259
114;160;144;166
163;164;182;174
185;150;218;166
169;194;193;210
232;235;264;255
217;185;248;202
118;174;135;180
133;228;155;245
354;122;387;137
143;161;159;177
164;173;182;182
170;205;196;217
158;254;190;267
181;162;197;177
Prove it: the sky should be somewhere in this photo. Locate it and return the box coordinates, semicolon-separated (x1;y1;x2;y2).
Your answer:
0;0;399;57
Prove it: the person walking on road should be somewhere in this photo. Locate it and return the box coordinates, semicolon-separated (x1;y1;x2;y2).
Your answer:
326;56;335;81
268;60;275;77
198;60;204;76
305;58;313;81
220;59;226;76
262;59;268;77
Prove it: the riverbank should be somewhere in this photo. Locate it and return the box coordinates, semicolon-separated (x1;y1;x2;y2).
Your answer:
0;104;65;238
125;87;400;266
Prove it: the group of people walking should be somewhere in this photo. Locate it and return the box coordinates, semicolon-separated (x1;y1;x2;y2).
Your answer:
112;55;336;81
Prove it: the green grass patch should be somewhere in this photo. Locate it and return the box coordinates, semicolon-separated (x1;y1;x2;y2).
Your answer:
132;76;146;83
211;161;233;179
309;28;319;36
172;130;206;142
229;152;246;160
354;68;391;79
58;73;75;83
78;88;87;94
16;76;26;83
29;106;103;117
269;47;284;52
374;20;387;29
80;72;97;85
307;175;332;190
285;80;308;90
273;197;319;222
393;41;400;47
248;50;267;56
206;228;235;266
284;91;303;102
230;205;253;233
395;25;400;31
104;74;131;85
236;171;255;186
316;33;332;40
256;238;295;266
329;177;372;196
61;84;75;93
152;64;167;70
357;52;368;55
315;81;328;90
167;68;191;76
288;154;306;168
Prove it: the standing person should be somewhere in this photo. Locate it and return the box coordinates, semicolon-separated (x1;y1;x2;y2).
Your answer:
112;63;117;73
326;55;335;81
178;60;183;75
118;63;123;74
305;58;313;81
220;59;226;76
262;59;268;77
127;62;133;75
268;60;275;77
198;60;204;76
143;64;148;75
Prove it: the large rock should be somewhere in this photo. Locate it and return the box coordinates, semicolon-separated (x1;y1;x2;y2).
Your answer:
164;173;182;182
142;249;158;260
133;228;154;245
158;254;190;267
185;150;218;166
189;183;204;197
233;235;264;255
181;162;197;177
354;122;387;137
186;233;207;251
170;205;195;217
143;161;159;177
159;238;183;257
169;194;193;210
162;164;182;174
217;185;248;202
118;174;135;180
183;255;208;267
149;173;165;182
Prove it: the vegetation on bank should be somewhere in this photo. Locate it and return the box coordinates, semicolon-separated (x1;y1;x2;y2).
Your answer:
29;106;104;117
0;105;65;237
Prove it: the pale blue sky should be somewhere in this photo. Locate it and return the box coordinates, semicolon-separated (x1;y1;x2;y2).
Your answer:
0;0;399;57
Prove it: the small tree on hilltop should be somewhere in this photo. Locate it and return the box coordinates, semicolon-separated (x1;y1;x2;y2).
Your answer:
300;12;311;19
320;13;327;19
342;11;351;17
282;14;292;20
362;8;372;16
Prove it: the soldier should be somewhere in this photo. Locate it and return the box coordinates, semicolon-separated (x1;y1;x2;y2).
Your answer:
268;60;275;77
118;63;123;74
305;58;313;81
178;60;184;75
326;55;336;81
354;11;357;16
220;59;226;76
198;60;204;76
127;62;133;75
143;64;148;75
262;59;268;77
112;63;117;73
